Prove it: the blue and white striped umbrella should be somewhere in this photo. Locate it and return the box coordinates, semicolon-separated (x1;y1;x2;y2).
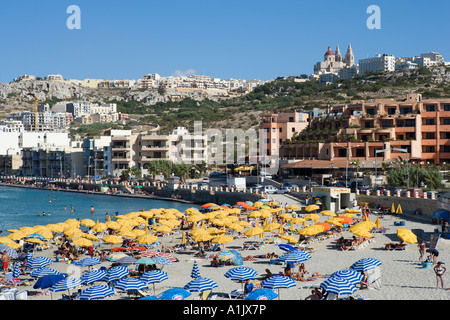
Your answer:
26;256;53;269
0;246;19;259
115;277;147;292
261;276;296;289
13;262;21;278
350;258;382;272
190;261;201;279
27;233;46;240
117;256;137;265
81;269;107;285
320;276;358;295
277;250;311;264
74;258;101;267
245;288;278;300
331;269;364;286
156;288;191;300
49;277;84;292
140;270;168;284
153;256;172;266
30;267;62;278
184;277;218;293
105;265;129;282
277;244;298;252
78;285;115;300
224;266;258;281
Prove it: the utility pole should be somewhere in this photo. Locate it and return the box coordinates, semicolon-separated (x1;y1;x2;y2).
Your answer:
392;147;410;189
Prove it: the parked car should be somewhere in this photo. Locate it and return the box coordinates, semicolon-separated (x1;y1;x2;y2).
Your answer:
259;172;272;179
388;187;403;194
202;177;210;183
187;182;198;189
401;188;424;197
309;182;320;188
427;191;440;199
282;182;298;189
370;186;386;195
209;171;226;177
261;185;279;194
248;184;263;192
274;187;291;194
350;181;369;191
334;181;347;188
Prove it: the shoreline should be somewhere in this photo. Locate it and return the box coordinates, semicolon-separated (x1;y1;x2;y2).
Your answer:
0;182;196;205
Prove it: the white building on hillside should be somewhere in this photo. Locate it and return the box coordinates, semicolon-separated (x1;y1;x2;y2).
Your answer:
359;54;395;75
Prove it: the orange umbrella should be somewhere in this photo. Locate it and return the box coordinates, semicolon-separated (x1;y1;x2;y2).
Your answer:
315;222;331;231
337;216;353;224
201;203;217;208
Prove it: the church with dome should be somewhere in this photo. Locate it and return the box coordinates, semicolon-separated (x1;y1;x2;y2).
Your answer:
313;44;355;75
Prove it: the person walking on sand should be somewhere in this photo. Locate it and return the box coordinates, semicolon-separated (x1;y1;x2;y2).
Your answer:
2;252;10;276
434;262;446;289
418;240;426;263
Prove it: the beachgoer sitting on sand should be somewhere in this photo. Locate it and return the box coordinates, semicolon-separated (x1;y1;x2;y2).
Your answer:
260;269;273;280
305;289;320;300
243;255;256;261
210;256;224;267
284;266;293;278
384;241;406;251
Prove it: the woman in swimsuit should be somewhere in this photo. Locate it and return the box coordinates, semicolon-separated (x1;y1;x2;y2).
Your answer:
434;262;446;289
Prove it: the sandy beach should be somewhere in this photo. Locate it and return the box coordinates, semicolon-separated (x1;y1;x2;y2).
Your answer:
5;207;448;302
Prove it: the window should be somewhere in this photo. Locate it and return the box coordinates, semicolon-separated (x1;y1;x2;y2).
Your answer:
292;128;295;132
442;145;450;153
405;133;416;140
381;121;391;127
387;108;396;115
441;132;450;139
425;133;435;139
423;146;435;153
289;117;294;122
279;128;283;133
364;121;374;128
425;119;435;125
397;120;404;127
425;105;436;112
405;119;416;127
444;105;450;111
444;118;450;125
338;149;347;157
400;107;413;114
356;149;365;157
366;109;375;115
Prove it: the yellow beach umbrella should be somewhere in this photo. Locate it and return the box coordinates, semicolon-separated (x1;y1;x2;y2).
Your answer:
19;227;35;236
154;226;172;234
105;221;121;230
237;221;251;227
8;231;26;241
190;229;209;237
82;234;99;241
187;214;204;223
139;211;154;219
102;235;123;244
290;217;306;225
181;232;186;244
212;235;233;245
397;228;417;244
279;213;293;221
0;237;12;244
46;224;65;233
391;203;395;214
92;221;108;233
193;233;213;242
133;217;148;225
136;234;158;245
340;213;357;218
345;209;361;214
267;201;279;207
253;201;264;208
263;223;281;232
396;204;402;214
31;227;53;239
375;216;381;228
206;227;220;235
118;230;137;239
304;213;320;222
26;238;45;245
351;229;373;238
320;210;337;217
71;237;93;247
6;229;19;234
287;205;300;210
248;211;261;218
185;208;202;215
4;241;21;249
304;204;320;212
298;225;324;236
278;235;298;243
227;223;244;232
80;219;96;228
243;227;264;237
65;219;80;228
325;218;344;228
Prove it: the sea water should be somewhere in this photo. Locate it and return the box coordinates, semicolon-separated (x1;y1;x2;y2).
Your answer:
0;186;199;231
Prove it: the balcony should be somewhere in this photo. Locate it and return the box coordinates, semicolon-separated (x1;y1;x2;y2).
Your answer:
141;145;169;151
439;124;450;131
421;139;437;146
421;125;437;132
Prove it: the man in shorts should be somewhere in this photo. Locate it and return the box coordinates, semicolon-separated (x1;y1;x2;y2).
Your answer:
2;252;10;276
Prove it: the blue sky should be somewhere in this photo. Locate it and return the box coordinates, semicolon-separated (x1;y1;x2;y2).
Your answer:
0;0;449;82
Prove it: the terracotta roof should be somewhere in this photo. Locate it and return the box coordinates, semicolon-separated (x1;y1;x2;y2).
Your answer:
325;46;334;56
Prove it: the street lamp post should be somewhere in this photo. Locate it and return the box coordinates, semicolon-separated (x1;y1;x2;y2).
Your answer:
335;143;359;188
392;147;410;189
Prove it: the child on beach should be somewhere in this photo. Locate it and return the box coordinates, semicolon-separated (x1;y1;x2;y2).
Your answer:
434;262;446;289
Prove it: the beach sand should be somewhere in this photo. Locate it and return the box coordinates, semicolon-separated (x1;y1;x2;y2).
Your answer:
11;213;449;301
